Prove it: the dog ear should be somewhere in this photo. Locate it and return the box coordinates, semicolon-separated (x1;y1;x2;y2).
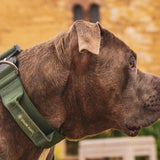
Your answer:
70;20;101;55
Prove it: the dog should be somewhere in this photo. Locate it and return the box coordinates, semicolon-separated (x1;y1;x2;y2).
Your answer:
0;20;160;160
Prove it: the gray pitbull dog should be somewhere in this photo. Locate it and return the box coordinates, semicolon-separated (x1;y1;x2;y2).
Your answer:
0;20;160;159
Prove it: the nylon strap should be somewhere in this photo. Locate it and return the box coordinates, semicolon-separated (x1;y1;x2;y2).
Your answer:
0;47;64;148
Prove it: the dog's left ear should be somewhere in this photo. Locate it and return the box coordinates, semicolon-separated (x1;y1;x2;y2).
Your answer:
71;20;101;55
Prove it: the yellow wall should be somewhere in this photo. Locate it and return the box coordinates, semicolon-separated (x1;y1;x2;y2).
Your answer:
0;0;72;51
1;0;160;75
101;0;160;75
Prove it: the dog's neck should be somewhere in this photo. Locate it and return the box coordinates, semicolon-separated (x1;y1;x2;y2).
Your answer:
17;37;68;130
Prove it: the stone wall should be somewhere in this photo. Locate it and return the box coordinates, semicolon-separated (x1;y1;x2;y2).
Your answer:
1;0;160;75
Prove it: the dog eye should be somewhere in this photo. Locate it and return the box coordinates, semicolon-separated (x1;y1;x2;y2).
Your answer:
128;53;137;70
128;55;136;70
129;61;135;68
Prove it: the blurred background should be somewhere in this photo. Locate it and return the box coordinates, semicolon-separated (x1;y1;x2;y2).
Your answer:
1;0;160;159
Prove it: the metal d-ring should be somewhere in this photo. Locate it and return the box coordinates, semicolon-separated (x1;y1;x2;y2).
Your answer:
0;60;19;75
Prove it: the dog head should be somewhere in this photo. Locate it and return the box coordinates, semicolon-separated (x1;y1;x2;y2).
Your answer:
57;20;160;139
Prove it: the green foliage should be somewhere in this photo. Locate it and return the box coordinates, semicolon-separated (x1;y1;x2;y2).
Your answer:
138;120;160;159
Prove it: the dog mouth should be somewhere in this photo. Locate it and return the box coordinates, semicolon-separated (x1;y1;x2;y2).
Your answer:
124;117;159;137
123;110;160;137
125;126;141;137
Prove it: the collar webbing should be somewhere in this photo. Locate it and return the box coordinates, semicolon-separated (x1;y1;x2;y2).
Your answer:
0;46;64;148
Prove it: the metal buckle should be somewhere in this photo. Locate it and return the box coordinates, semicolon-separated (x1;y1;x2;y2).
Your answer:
0;59;19;75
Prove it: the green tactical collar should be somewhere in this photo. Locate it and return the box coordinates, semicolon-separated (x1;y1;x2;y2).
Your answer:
0;45;65;148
